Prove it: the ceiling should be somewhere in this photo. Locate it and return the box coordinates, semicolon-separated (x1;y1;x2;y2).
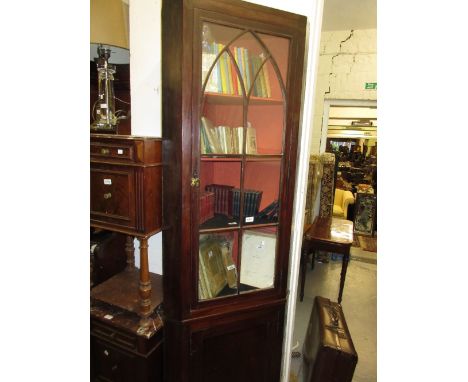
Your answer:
321;0;376;31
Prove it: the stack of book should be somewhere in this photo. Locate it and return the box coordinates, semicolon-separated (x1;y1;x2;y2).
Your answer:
199;191;215;225
200;117;257;155
199;235;238;300
232;189;263;219
202;41;272;98
205;184;234;217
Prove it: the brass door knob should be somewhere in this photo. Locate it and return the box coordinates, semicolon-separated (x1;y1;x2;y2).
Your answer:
191;177;200;187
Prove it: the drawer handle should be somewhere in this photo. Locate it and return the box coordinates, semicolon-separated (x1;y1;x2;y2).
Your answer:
103;193;112;200
104;349;109;356
101;148;110;155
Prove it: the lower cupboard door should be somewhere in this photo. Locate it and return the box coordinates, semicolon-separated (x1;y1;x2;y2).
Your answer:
189;309;284;382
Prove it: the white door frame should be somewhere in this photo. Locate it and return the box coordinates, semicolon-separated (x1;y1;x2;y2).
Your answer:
313;98;377;220
280;2;324;380
320;98;377;153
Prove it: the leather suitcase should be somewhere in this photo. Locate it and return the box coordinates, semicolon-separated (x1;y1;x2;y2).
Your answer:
302;296;358;382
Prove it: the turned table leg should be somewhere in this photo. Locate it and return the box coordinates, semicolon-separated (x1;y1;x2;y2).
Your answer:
138;237;152;328
337;247;350;304
125;235;135;270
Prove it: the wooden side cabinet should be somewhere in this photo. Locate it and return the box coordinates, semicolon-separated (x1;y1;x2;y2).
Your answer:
91;134;162;236
90;134;162;327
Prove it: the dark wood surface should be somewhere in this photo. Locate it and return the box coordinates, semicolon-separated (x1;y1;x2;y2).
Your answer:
300;217;354;303
91;299;163;381
91;269;163;315
162;0;307;380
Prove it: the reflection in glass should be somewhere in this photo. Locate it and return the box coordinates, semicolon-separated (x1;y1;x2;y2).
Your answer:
198;23;289;300
199;232;238;301
199;160;241;229
243;160;281;224
240;227;277;292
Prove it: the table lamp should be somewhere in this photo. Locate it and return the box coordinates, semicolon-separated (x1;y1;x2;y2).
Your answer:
90;0;130;132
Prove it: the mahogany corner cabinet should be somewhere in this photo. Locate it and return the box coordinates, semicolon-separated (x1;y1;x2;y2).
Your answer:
162;0;307;380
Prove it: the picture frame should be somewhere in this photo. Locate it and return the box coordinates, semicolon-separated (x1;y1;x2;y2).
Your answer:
353;193;376;236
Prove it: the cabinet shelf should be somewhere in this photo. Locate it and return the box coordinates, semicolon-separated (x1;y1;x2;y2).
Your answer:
199;213;278;232
204;92;283;105
201;154;282;161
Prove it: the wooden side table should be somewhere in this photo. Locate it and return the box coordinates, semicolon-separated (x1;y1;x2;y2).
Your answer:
300;217;353;303
90;134;162;328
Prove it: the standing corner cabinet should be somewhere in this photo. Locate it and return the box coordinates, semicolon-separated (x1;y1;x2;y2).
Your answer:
162;0;306;380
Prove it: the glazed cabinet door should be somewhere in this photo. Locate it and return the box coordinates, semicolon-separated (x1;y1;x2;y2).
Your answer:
193;16;296;307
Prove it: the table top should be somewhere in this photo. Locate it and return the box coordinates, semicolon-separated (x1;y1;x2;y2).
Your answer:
304;217;353;245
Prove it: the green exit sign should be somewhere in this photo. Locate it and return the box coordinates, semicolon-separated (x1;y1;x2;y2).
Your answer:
365;82;377;90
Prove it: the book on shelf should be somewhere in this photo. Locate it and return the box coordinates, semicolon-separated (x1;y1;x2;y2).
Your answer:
198;235;238;300
201;42;272;98
199;237;228;299
246;123;257;154
242;47;251;95
205;184;234;217
219;240;237;288
202;42;218;93
199;191;215;225
259;53;272;98
235;47;243;94
250;55;261;97
231;189;263;219
240;230;277;289
200;117;257;155
201;117;222;154
258;57;268;98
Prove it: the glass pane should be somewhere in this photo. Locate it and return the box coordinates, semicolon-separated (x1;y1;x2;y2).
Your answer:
239;226;277;293
245;35;288;155
201;23;245;156
200;159;241;229
256;32;289;87
202;22;245;96
199;231;239;301
242;159;281;225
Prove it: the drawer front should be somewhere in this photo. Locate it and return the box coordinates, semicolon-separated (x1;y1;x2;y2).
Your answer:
91;321;138;353
91;141;135;163
91;337;137;382
91;167;136;230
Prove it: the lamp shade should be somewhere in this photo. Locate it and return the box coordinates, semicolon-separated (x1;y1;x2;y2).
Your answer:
91;0;129;49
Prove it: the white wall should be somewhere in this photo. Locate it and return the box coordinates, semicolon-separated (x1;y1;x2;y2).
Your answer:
310;29;377;154
129;0;163;273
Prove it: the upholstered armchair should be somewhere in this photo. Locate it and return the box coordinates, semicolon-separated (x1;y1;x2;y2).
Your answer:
333;188;355;219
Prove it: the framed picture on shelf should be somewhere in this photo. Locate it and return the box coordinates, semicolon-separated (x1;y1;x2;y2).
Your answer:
353;193;376;236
